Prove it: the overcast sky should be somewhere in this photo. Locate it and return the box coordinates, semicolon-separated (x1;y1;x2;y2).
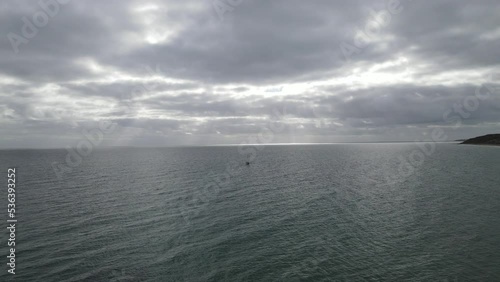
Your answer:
1;0;499;148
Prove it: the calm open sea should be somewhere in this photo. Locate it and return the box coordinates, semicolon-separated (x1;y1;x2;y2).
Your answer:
1;143;499;281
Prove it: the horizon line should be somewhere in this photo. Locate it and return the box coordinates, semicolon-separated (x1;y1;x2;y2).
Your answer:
0;140;462;150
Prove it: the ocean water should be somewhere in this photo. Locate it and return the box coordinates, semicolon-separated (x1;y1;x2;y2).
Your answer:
1;143;499;281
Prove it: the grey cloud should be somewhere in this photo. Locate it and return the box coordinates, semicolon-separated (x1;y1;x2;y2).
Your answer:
1;0;499;148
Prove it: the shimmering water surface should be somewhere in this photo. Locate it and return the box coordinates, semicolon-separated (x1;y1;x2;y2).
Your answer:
1;143;499;281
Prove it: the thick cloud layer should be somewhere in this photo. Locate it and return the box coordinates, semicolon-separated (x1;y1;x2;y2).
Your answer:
1;0;499;148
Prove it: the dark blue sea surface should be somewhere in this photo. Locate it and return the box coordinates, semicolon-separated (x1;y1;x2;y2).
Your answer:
1;143;499;281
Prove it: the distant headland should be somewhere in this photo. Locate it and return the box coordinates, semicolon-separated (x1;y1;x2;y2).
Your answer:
461;134;500;146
